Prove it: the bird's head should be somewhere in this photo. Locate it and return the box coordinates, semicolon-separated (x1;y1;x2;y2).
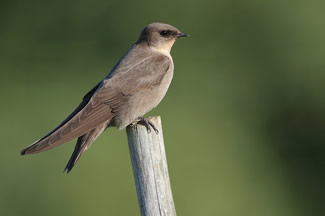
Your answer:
137;23;189;54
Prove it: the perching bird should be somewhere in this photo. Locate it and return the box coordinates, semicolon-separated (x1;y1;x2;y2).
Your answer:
20;23;188;173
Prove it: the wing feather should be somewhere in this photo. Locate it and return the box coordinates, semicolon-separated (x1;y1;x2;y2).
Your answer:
21;86;127;154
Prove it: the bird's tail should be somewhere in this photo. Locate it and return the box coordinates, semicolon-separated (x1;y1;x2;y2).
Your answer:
64;120;110;173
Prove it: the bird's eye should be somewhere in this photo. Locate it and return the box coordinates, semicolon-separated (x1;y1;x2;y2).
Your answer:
160;30;169;36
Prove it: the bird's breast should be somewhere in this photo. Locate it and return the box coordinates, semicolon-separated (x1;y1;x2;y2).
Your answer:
113;61;174;129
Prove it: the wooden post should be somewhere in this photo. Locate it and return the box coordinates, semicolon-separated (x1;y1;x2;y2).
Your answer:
126;116;176;216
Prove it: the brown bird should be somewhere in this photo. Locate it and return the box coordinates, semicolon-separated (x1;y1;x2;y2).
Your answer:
20;23;189;173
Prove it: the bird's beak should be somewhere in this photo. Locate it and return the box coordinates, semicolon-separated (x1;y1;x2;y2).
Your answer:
177;32;190;38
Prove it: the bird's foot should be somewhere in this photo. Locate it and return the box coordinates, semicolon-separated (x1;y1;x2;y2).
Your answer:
136;116;159;134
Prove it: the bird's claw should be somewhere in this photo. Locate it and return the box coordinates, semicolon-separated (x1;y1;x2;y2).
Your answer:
137;117;159;134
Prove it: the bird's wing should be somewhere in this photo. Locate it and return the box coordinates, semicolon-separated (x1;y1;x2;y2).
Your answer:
104;54;172;96
21;83;128;155
30;82;102;145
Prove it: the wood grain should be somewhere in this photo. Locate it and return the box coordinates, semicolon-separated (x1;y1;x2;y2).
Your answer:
126;116;176;216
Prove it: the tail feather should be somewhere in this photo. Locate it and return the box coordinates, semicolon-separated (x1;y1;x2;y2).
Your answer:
64;135;88;173
64;120;109;173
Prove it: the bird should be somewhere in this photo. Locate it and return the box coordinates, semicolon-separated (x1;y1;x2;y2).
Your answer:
20;23;189;173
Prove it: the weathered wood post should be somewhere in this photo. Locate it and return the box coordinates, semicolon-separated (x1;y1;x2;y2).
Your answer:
126;116;176;216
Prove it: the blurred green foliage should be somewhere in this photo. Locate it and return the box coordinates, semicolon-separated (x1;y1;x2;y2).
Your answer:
1;0;324;215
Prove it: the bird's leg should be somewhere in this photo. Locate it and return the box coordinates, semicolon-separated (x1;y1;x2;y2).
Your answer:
136;116;159;134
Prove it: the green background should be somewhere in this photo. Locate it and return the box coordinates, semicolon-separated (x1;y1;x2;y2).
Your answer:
1;0;324;215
